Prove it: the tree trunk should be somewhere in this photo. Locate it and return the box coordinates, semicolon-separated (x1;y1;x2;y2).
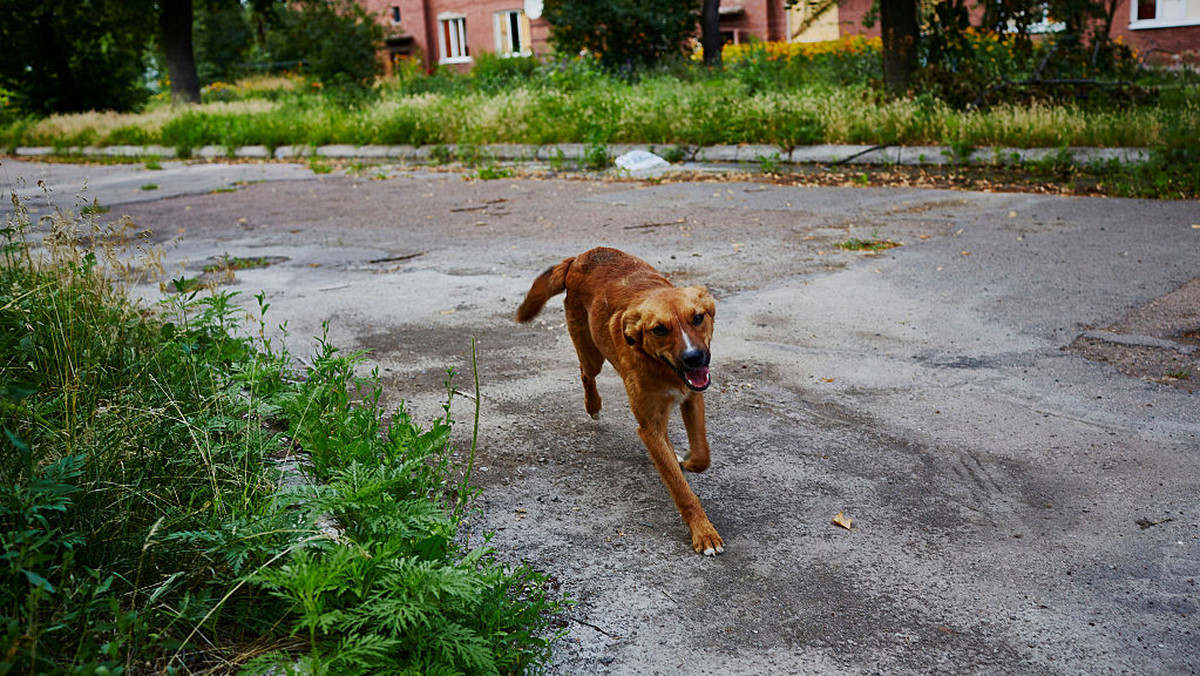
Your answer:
159;0;201;104
880;0;919;96
701;0;722;67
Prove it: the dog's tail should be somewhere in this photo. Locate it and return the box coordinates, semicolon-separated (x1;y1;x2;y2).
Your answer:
516;257;573;323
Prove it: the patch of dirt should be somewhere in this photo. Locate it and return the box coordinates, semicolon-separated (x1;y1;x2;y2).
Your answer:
1067;278;1200;391
647;164;1193;198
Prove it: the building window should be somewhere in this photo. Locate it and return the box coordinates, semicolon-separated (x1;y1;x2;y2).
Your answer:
438;14;470;63
494;10;532;56
389;6;401;24
1130;0;1200;28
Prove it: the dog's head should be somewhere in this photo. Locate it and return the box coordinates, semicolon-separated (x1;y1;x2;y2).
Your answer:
622;285;716;392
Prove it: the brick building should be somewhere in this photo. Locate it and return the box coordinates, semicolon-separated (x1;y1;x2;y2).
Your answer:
357;0;1197;72
358;0;552;72
1111;0;1200;64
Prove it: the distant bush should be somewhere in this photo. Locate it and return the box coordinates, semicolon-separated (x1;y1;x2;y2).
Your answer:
543;0;702;72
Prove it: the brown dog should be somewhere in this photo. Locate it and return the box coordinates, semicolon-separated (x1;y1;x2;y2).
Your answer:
516;247;724;555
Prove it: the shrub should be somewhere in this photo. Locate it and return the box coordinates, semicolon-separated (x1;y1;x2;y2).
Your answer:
724;37;882;92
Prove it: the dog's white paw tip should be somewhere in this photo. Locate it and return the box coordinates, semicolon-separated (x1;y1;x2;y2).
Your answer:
716;546;725;554
703;547;716;556
589;412;600;421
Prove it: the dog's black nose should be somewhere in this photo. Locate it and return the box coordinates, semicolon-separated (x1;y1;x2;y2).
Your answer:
680;348;709;369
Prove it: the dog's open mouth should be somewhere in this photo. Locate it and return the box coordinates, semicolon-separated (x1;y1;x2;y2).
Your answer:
682;366;710;392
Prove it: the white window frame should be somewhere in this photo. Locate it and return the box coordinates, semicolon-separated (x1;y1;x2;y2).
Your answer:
1129;0;1200;29
438;13;471;64
494;9;532;57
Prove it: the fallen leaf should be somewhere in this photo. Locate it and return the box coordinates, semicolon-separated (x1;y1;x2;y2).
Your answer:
832;512;853;530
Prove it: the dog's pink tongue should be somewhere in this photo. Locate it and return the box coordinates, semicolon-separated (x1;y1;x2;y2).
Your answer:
685;366;710;390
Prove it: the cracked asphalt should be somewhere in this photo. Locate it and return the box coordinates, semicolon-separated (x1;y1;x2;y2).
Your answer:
4;157;1198;674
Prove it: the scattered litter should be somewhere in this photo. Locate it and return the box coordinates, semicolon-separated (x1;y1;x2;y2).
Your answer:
368;251;424;264
614;149;670;177
1135;517;1173;529
625;218;686;230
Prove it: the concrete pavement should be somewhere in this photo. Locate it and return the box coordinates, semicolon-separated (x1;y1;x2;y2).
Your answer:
3;156;1197;674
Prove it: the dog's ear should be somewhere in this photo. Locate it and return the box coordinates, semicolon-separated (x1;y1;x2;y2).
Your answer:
690;285;716;318
622;308;642;347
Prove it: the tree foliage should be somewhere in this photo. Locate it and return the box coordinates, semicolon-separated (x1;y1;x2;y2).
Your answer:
0;0;155;114
543;0;702;72
264;0;383;88
194;3;256;84
0;0;381;115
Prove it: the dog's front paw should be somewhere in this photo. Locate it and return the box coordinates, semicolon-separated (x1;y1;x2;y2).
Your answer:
690;522;725;556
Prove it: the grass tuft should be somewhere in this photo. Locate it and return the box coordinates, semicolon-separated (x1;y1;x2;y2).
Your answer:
837;237;901;252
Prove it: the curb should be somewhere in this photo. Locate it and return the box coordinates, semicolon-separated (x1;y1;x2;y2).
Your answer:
8;143;1154;167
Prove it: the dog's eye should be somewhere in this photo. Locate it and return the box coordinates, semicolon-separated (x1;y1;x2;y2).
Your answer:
650;325;669;337
692;313;705;326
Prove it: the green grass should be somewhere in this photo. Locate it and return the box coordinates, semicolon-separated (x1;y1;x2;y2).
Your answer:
474;164;515;180
5;60;1197;152
2;54;1197;197
837;237;901;252
1;193;567;673
201;254;278;273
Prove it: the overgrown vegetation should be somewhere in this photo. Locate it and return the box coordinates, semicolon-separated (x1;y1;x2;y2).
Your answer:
1;192;566;673
4;50;1196;152
2;34;1197;196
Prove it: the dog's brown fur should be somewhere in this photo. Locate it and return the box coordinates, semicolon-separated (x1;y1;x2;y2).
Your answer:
516;247;724;555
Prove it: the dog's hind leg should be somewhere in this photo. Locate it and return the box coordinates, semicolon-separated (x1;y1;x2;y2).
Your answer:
565;300;604;419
